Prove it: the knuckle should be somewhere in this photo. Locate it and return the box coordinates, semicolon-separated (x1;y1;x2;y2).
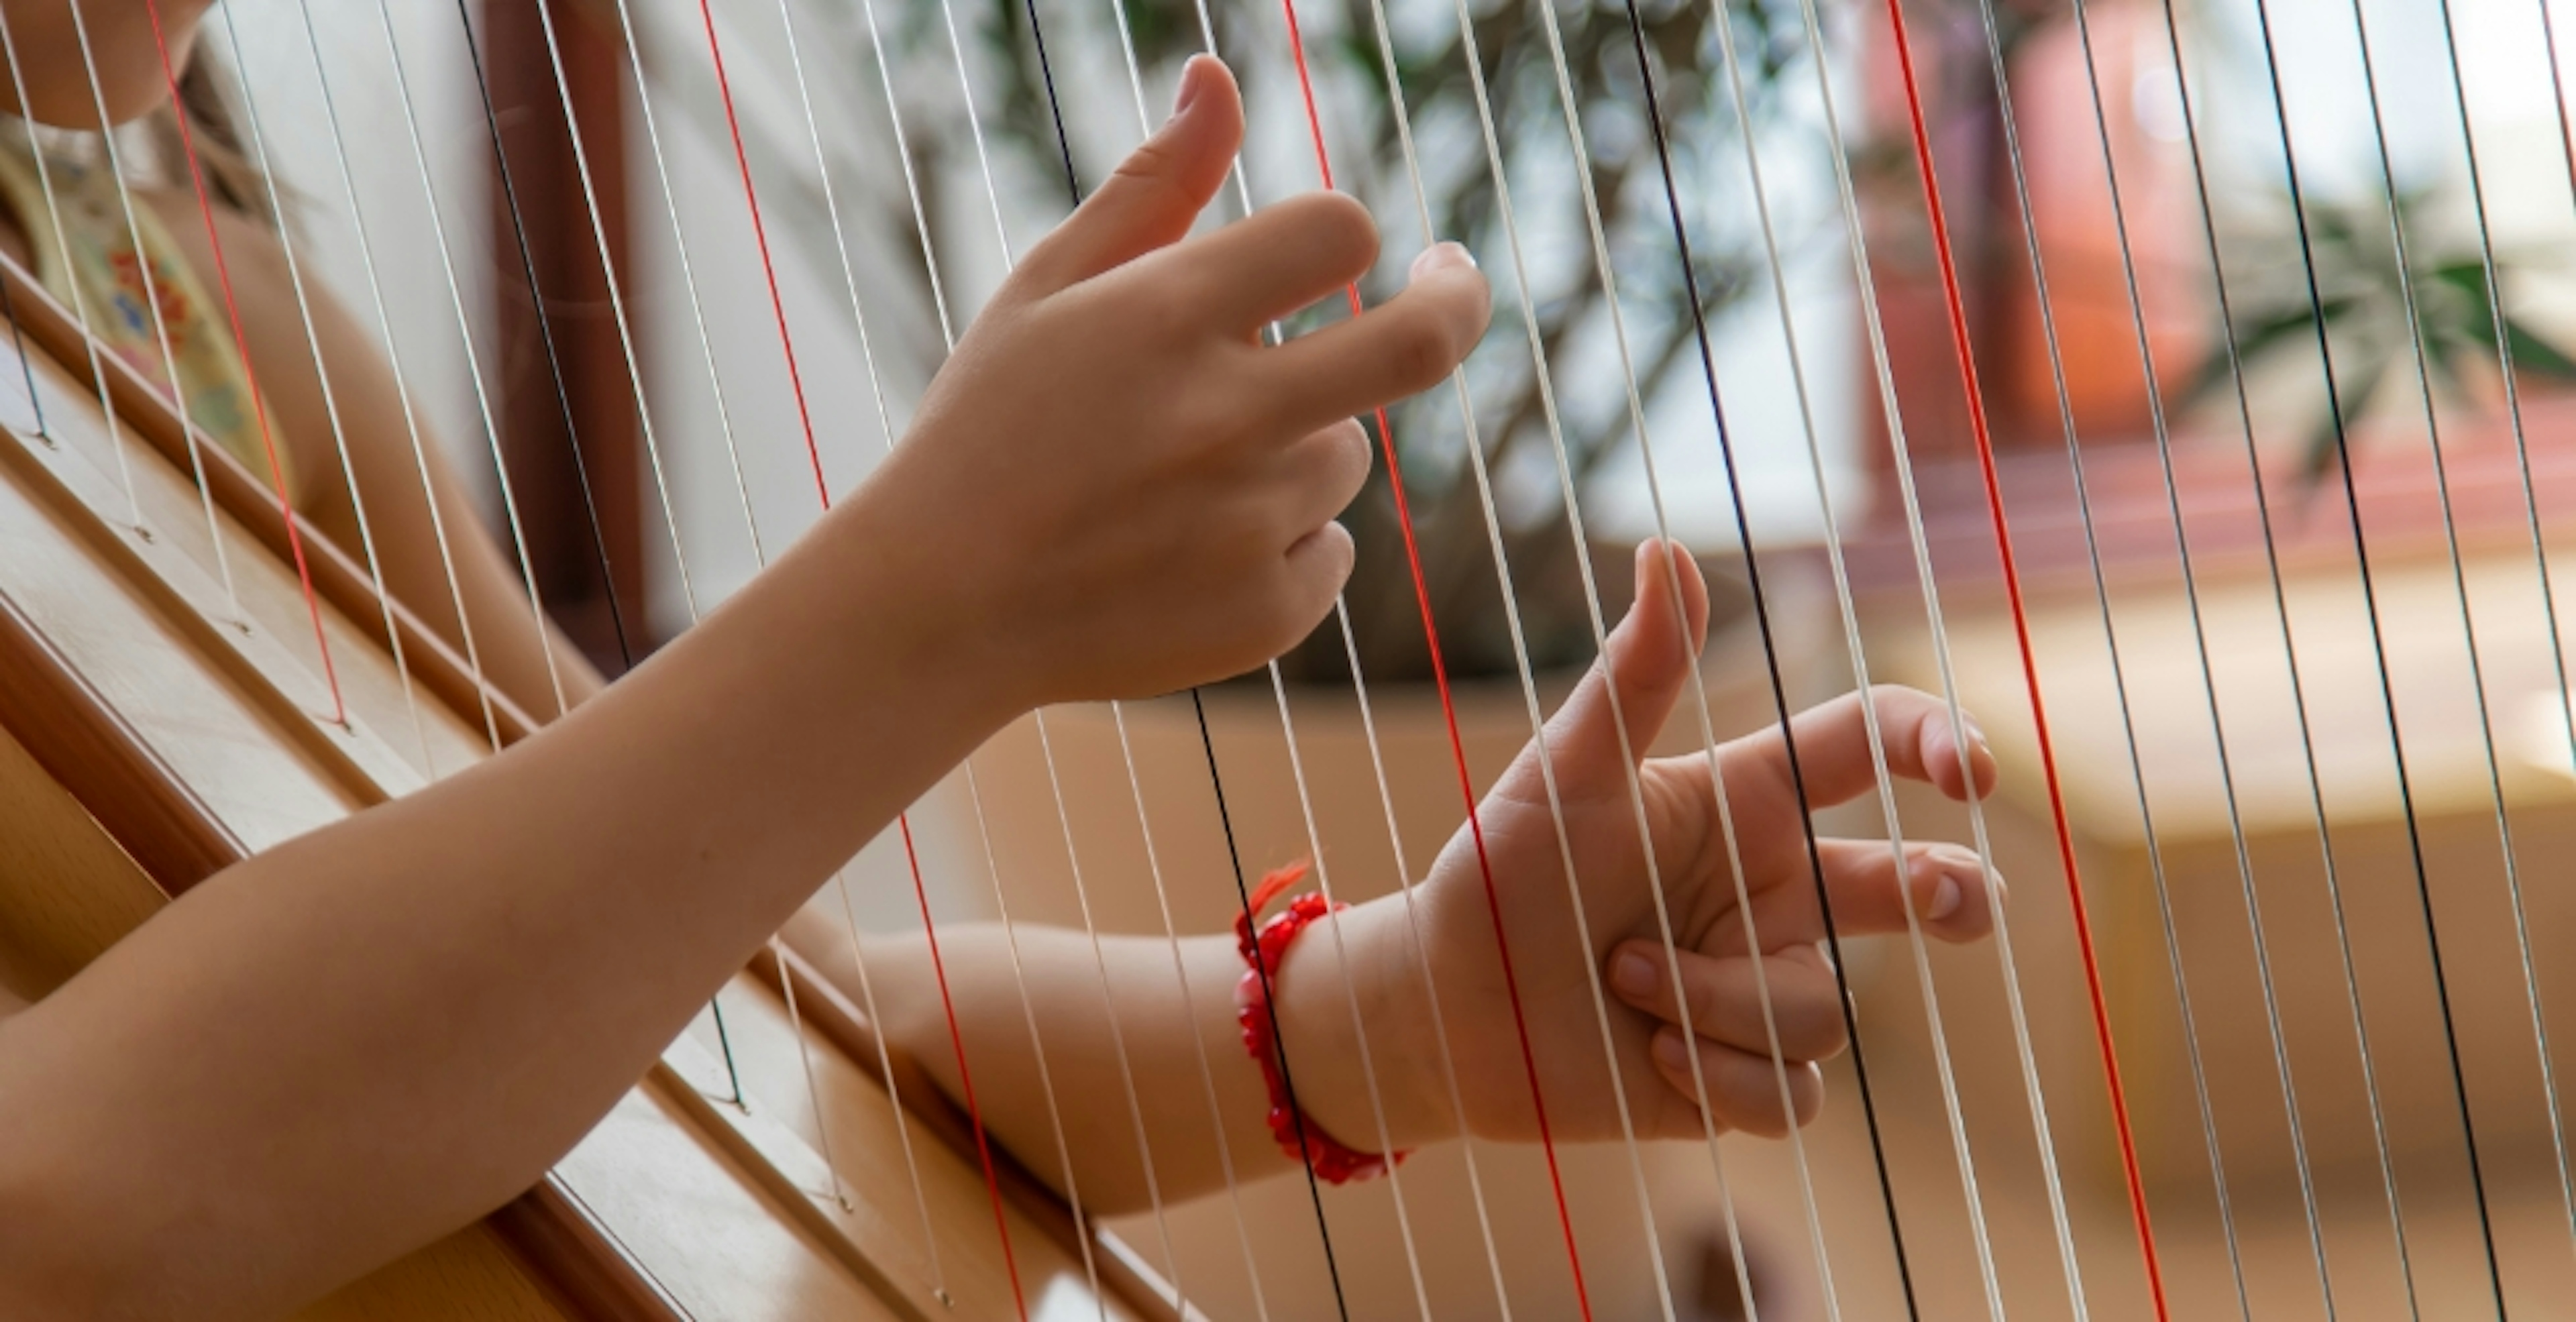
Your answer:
1110;143;1189;205
1325;421;1373;499
1393;315;1458;392
1273;190;1379;277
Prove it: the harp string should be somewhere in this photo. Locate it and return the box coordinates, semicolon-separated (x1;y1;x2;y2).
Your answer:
311;0;751;1101
604;0;767;567
669;3;1031;1311
2424;0;2576;1266
2346;0;2576;1288
484;0;871;1221
804;0;1216;1300
759;0;970;1286
134;0;343;722
794;0;1138;1301
1509;0;1854;1315
2140;0;2427;1305
271;0;508;755
200;4;435;772
1108;703;1275;1322
451;0;644;678
1871;0;2177;1313
0;9;144;529
1962;0;2355;1310
1700;0;2034;1307
1391;0;1788;1311
1176;0;1516;1306
1267;5;1600;1317
525;0;704;629
65;2;229;582
356;0;572;722
2031;0;2275;1311
2235;0;2513;1302
1049;8;1454;1309
926;3;1379;1297
1613;7;1860;1317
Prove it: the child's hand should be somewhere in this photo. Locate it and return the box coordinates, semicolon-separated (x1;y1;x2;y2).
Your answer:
1280;543;2002;1150
853;56;1490;710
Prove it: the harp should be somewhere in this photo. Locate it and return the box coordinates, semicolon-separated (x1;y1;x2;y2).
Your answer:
5;0;2576;1317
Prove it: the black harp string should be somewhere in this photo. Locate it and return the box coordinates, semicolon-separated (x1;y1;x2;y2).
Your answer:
1181;0;1527;1310
1006;5;1360;1311
1619;4;1926;1316
2427;0;2576;1264
2351;0;2576;1289
1970;0;2357;1314
427;0;748;1107
451;0;640;673
1195;690;1354;1319
925;2;1249;1301
2146;0;2430;1309
1086;5;1456;1308
356;0;577;720
2238;0;2513;1305
276;0;513;757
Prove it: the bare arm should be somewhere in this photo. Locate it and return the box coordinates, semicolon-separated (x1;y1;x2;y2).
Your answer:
0;60;1486;1318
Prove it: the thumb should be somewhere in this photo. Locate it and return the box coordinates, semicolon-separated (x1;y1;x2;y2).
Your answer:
1009;55;1242;298
1525;540;1711;797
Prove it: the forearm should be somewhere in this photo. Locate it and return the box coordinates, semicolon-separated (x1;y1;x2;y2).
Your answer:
0;493;1006;1317
846;892;1446;1215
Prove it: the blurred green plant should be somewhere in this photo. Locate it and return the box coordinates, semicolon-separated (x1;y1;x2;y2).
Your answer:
2188;184;2576;483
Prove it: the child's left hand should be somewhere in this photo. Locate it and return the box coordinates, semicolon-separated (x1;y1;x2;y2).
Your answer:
1279;541;2002;1149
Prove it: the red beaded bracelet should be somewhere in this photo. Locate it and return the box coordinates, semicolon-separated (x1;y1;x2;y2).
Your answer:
1232;860;1409;1185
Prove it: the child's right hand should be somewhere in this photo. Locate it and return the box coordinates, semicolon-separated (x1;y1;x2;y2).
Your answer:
853;56;1490;710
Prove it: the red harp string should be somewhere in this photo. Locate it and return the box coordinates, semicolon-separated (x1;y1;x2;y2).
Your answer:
1272;3;1596;1317
1874;0;2170;1314
140;0;345;726
684;4;1029;1316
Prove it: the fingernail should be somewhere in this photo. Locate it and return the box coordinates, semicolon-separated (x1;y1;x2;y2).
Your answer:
1170;56;1210;120
1612;950;1657;998
1409;241;1474;279
1964;713;1987;747
1652;1030;1689;1069
1925;844;1979;920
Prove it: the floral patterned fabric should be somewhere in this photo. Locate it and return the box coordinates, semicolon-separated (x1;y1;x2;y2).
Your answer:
0;134;290;498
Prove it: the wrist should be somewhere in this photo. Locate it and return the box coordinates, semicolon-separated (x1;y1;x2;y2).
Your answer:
816;483;1028;734
1271;894;1451;1153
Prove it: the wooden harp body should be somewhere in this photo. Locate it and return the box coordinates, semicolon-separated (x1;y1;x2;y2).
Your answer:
0;256;1172;1319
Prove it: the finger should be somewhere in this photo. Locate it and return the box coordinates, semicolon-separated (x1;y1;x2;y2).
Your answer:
1608;940;1846;1061
1519;541;1711;802
1265;520;1354;655
1008;56;1242;297
1271;419;1372;540
1252;242;1489;435
1798;838;2000;942
1652;1030;1823;1138
1148;191;1379;335
1734;685;1996;810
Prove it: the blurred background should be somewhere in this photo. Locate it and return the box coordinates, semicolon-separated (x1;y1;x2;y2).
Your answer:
181;0;2576;1315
